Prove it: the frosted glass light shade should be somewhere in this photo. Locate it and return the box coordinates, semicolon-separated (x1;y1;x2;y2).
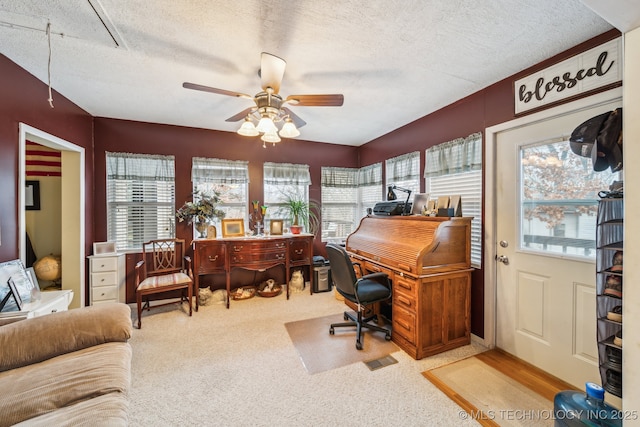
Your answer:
261;131;281;144
237;118;259;136
278;119;300;138
256;117;277;134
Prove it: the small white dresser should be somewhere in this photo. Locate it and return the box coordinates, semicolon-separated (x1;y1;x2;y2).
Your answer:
88;254;126;305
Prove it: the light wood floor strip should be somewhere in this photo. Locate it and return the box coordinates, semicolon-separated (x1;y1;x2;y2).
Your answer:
475;348;579;401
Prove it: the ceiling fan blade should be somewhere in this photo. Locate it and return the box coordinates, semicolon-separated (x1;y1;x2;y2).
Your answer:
284;94;344;107
183;82;252;99
282;107;306;129
260;52;286;93
225;107;257;122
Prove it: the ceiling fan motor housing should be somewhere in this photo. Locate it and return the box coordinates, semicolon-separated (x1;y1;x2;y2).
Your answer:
255;91;283;120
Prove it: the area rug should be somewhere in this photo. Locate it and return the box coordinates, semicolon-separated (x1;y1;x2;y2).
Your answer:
285;313;398;374
422;355;554;427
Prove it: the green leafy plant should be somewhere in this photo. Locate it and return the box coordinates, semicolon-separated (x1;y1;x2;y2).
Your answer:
176;190;226;225
283;191;319;235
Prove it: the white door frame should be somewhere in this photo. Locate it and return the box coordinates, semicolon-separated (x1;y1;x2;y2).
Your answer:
18;123;86;308
483;87;623;349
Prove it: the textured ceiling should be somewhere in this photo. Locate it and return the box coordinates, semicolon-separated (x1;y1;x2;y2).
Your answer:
0;1;626;146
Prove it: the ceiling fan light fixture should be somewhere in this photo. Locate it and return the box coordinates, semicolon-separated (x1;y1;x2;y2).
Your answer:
278;118;300;138
256;116;277;134
261;130;281;144
237;117;259;136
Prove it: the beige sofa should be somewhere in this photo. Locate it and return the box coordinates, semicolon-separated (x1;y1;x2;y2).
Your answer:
0;303;132;426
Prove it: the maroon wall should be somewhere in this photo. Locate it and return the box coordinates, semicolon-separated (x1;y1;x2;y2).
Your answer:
357;29;621;337
0;54;94;264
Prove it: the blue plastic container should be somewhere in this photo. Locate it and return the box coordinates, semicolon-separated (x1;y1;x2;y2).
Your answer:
554;382;622;426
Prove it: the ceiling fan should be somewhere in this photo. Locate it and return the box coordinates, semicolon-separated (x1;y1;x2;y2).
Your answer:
183;52;344;146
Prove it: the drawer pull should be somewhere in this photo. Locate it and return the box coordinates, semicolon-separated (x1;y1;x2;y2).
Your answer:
100;278;105;282
397;295;412;307
100;264;105;268
233;245;243;252
101;293;106;297
208;255;219;262
276;254;285;260
396;319;411;330
397;281;412;291
276;242;286;248
294;249;303;255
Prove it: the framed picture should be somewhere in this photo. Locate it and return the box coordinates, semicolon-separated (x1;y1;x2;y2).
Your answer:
93;241;117;256
1;278;23;311
221;219;245;237
25;180;41;211
270;219;284;235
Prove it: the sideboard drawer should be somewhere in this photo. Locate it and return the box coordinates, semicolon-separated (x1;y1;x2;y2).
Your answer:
196;243;226;273
231;250;287;264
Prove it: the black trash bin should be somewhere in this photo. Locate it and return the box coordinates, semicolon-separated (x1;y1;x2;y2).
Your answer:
313;256;332;293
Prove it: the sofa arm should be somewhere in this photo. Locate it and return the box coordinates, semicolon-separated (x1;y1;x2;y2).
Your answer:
0;303;132;372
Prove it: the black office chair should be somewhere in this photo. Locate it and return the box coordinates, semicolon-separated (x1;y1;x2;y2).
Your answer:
325;244;392;350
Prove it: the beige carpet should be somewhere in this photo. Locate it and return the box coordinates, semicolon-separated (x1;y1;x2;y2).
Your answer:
285;313;398;374
423;356;554;427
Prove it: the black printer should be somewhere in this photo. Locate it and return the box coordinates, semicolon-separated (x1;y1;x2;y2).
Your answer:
372;200;411;216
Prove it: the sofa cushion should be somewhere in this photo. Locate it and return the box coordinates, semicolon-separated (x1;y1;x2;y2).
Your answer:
0;341;131;427
0;303;132;372
12;392;128;427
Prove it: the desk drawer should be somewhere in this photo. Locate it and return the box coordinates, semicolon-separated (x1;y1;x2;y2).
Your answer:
91;271;118;287
363;261;394;279
196;243;226;272
92;285;118;302
393;276;418;299
393;289;416;312
392;304;416;345
90;257;118;272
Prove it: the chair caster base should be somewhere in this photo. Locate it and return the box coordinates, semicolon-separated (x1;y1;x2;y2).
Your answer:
385;333;392;341
356;341;363;350
329;327;335;335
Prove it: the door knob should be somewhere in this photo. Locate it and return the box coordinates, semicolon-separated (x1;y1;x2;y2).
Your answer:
499;240;509;248
496;255;509;265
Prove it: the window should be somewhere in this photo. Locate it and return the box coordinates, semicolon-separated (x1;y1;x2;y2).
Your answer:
320;163;382;242
425;133;482;267
191;157;249;223
106;153;175;251
358;163;383;217
321;167;358;242
386;152;420;204
263;162;311;230
519;140;618;258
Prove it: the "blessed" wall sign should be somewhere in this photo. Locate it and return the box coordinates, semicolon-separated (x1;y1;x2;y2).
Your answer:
514;37;622;114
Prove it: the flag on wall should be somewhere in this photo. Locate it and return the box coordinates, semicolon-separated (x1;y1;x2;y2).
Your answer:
26;141;61;177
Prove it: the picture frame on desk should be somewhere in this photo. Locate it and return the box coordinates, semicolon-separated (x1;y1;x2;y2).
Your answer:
93;241;117;256
222;219;245;237
269;219;284;235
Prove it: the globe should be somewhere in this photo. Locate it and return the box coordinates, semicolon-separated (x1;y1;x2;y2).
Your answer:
33;255;62;281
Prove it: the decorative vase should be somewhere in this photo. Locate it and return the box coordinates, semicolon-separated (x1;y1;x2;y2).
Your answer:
290;225;303;234
195;221;208;238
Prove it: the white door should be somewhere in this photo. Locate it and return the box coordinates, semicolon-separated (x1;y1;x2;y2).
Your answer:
495;100;620;388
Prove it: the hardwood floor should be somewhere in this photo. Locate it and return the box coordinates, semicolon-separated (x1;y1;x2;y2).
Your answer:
475;348;579;401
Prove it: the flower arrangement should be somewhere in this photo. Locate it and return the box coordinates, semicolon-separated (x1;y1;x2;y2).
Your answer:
175;190;226;225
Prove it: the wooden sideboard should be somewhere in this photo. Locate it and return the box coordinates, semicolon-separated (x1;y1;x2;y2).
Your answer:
346;215;472;359
192;234;314;309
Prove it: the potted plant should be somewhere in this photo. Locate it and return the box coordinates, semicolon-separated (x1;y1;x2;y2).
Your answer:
283;191;319;235
176;190;226;238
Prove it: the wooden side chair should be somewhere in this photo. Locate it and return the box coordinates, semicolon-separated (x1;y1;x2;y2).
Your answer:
135;238;193;329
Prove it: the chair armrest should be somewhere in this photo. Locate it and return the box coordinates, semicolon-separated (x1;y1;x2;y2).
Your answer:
183;255;193;278
135;259;145;285
0;303;132;372
352;261;364;277
355;272;391;291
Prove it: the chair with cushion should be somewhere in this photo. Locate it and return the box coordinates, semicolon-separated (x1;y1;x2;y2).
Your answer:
325;243;392;350
135;238;193;328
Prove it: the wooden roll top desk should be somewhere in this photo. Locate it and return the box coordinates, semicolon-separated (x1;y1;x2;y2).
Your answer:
346;215;473;360
192;234;314;309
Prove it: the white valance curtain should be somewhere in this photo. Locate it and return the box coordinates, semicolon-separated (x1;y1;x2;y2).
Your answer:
191;157;249;184
321;167;357;188
106;152;175;181
386;151;420;182
359;162;382;186
424;132;482;177
264;162;311;185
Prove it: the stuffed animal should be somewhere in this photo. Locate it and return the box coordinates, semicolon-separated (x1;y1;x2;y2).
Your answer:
289;270;304;293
